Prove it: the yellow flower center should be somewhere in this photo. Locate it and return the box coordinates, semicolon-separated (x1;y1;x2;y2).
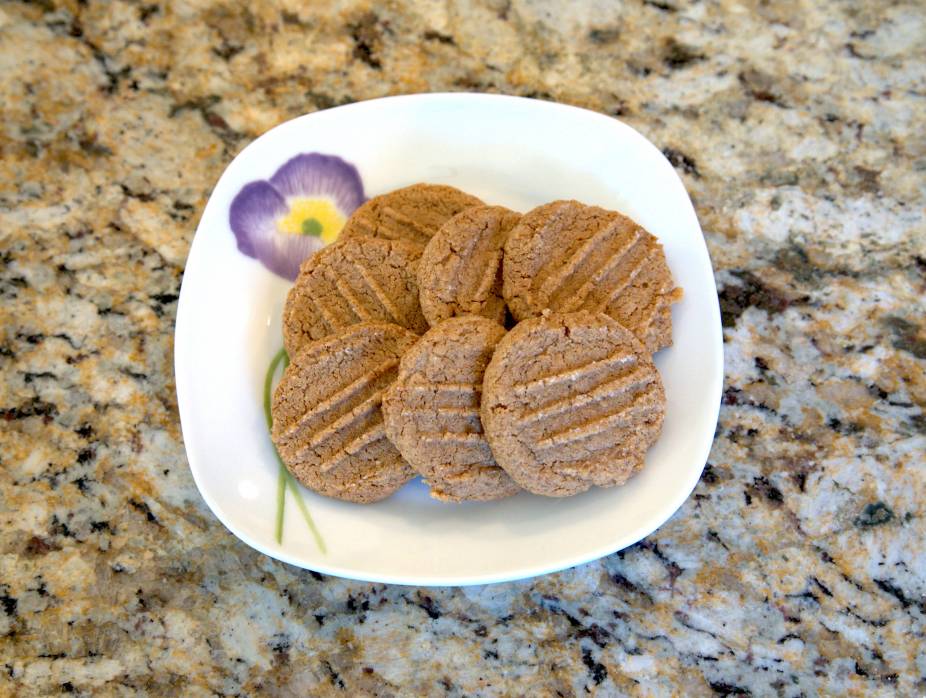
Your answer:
276;197;345;244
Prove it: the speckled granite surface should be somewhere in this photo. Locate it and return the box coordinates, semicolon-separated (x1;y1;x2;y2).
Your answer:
1;0;924;695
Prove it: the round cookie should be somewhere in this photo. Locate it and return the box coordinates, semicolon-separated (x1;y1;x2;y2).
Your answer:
339;183;484;253
271;322;418;503
502;200;682;352
282;236;427;357
481;311;665;497
382;316;519;502
418;205;520;326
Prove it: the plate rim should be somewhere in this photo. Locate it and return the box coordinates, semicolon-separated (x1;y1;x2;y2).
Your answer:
175;92;724;586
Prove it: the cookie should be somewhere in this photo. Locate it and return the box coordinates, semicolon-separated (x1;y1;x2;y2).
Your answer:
271;322;419;503
417;205;520;326
339;183;484;252
282;236;428;357
481;311;665;497
503;200;682;352
382;316;519;502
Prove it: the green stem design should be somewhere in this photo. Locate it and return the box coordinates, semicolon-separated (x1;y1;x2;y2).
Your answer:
264;348;325;553
287;471;326;554
275;458;287;544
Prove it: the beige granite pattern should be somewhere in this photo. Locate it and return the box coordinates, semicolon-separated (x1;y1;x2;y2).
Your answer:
1;0;925;695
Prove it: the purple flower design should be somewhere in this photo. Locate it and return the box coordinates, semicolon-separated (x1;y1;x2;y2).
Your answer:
230;153;366;280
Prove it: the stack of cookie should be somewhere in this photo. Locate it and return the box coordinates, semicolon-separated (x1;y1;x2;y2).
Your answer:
271;184;682;503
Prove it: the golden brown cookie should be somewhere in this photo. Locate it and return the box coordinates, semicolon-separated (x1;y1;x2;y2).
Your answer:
417;205;520;326
382;316;519;502
339;184;484;253
502;200;682;352
271;322;418;503
481;311;665;497
282;236;427;357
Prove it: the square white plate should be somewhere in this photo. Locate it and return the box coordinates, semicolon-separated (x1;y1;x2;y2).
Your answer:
175;93;723;586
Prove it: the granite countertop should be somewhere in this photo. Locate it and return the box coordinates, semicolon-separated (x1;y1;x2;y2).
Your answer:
1;0;924;695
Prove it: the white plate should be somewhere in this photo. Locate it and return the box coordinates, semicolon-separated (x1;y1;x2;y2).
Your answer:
175;93;723;586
